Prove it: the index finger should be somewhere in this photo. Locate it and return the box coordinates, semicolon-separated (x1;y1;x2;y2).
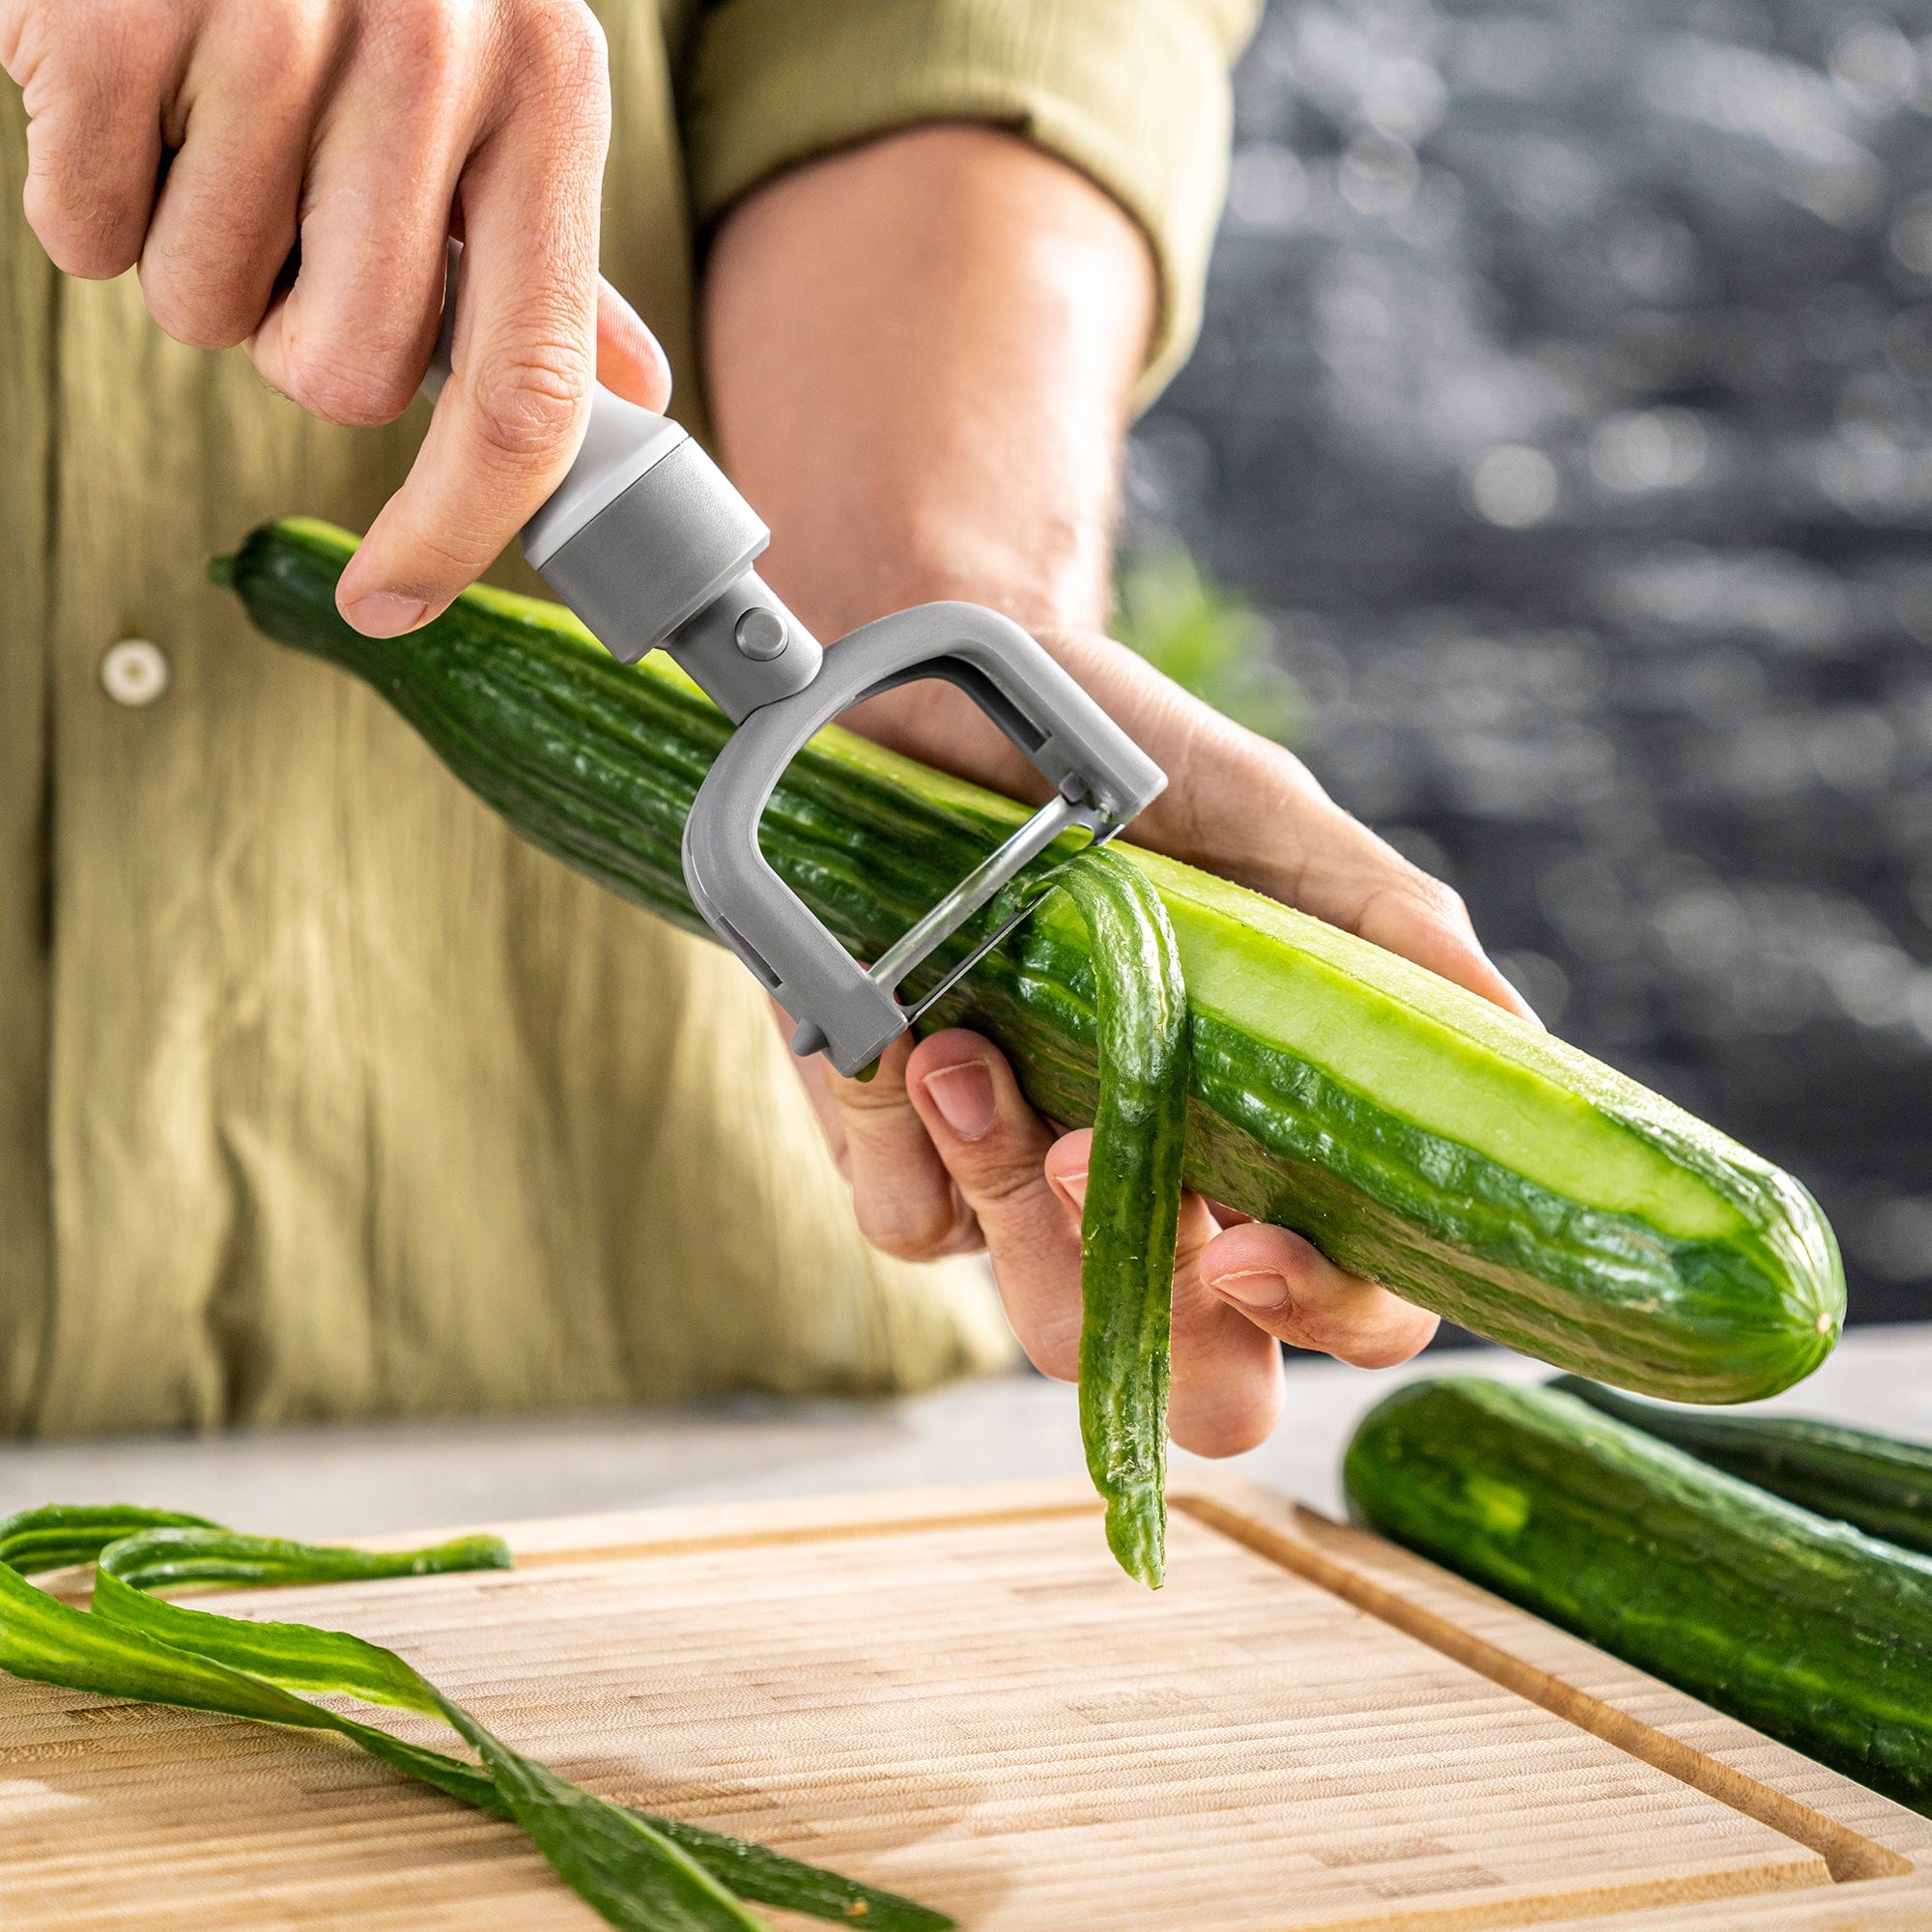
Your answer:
1199;1219;1440;1369
335;18;611;635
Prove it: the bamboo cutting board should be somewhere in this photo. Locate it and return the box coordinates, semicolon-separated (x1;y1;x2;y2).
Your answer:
2;1477;1929;1931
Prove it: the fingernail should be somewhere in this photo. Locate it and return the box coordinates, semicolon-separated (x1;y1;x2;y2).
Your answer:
342;593;429;639
1055;1169;1089;1210
920;1066;997;1136
1208;1268;1291;1313
921;1061;997;1140
1487;954;1547;1030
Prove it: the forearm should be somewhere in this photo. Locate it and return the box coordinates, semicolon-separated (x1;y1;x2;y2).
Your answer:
700;123;1155;643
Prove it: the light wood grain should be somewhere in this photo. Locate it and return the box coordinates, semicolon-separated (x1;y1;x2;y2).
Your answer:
0;1477;1924;1930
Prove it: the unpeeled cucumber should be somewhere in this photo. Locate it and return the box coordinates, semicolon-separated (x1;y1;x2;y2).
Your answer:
1346;1377;1932;1811
1555;1376;1932;1556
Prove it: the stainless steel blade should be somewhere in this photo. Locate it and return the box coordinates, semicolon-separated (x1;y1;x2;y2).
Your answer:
898;815;1124;1025
867;792;1109;994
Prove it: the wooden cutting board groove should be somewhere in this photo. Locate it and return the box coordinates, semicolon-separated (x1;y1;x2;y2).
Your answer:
1177;1492;1910;1886
1;1477;1928;1932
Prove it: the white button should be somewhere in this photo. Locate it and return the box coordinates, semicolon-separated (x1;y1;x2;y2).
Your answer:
101;639;170;707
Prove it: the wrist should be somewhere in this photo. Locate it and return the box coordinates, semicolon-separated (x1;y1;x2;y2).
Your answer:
767;520;1114;647
702;124;1151;650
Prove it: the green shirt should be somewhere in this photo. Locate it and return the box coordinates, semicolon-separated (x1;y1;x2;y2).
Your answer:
0;0;1254;1435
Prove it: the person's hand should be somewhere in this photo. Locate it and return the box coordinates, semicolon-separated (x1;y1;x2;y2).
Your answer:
0;0;669;635
791;632;1540;1459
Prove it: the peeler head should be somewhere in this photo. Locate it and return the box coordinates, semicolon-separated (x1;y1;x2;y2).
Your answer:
679;597;1165;1076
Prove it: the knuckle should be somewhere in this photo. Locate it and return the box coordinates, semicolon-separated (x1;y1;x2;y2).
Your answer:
1418;874;1469;926
377;0;467;93
1379;862;1467;932
220;2;324;103
1358;871;1467;946
141;254;270;351
1339;1317;1435;1371
852;1191;965;1264
144;285;253;352
7;0;102;84
961;1156;1047;1217
847;1144;975;1259
1015;1321;1080;1384
503;1;611;161
1175;1402;1277;1460
517;0;608;91
467;338;591;463
277;333;417;427
395;524;477;587
834;1072;914;1125
25;178;141;278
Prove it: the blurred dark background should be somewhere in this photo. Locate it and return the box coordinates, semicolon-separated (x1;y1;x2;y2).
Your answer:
1121;0;1932;1324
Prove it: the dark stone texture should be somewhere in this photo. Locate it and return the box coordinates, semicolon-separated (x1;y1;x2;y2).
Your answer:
1134;0;1932;1327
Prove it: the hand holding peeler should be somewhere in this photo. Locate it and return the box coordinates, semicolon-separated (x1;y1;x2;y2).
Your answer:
427;261;1165;1076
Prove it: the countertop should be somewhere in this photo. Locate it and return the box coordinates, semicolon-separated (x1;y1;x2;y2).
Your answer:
2;1323;1925;1544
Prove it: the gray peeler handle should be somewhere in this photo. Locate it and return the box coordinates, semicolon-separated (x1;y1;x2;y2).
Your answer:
422;242;820;712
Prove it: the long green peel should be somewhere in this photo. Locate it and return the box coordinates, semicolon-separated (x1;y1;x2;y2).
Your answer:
1047;859;1189;1587
0;1506;952;1931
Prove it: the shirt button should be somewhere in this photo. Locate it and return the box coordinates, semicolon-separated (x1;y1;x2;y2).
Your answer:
100;639;170;707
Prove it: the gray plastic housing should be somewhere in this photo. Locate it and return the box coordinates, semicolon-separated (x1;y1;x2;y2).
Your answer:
529;427;825;719
521;387;687;573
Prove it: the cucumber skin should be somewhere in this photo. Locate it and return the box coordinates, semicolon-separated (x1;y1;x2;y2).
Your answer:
1345;1377;1932;1811
217;520;1843;1403
1054;861;1189;1588
1553;1377;1932;1558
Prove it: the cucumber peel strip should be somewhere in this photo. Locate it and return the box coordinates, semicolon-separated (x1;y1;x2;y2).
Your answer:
1038;857;1189;1588
0;1504;953;1931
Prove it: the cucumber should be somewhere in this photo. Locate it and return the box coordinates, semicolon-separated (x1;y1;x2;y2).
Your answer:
1553;1376;1932;1557
213;518;1844;1404
1345;1376;1932;1810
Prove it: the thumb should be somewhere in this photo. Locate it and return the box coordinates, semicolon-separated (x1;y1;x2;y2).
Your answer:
594;276;671;412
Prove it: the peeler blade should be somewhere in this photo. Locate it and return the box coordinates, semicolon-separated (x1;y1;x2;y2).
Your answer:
683;599;1163;1075
867;791;1110;995
898;814;1124;1027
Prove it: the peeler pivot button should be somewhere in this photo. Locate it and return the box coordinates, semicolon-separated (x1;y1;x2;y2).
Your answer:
733;608;788;661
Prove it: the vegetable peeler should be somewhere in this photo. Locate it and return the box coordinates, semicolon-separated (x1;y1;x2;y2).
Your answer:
427;266;1165;1076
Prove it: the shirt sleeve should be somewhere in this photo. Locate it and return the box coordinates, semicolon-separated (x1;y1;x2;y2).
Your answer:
681;0;1261;405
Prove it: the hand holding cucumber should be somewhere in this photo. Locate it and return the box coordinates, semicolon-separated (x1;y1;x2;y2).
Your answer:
0;0;669;634
796;618;1540;1460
